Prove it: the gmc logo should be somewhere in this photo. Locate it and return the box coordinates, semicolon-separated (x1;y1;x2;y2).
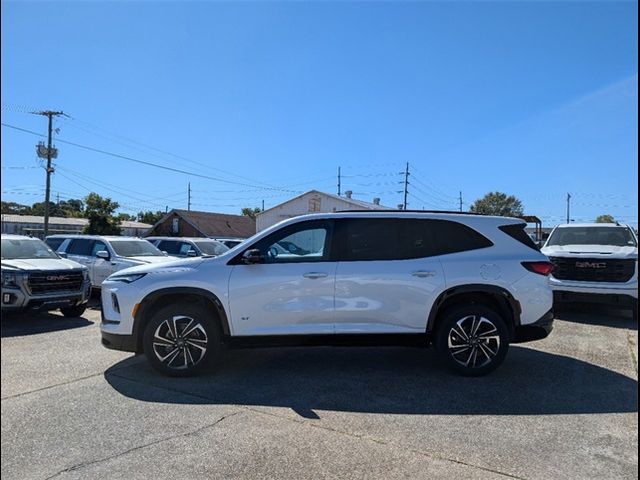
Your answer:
575;262;607;269
46;275;70;281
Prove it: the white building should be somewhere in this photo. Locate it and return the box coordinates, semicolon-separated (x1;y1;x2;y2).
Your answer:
0;214;152;238
256;190;392;232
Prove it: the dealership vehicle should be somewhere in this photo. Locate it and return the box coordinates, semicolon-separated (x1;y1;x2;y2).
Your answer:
1;234;91;317
46;235;179;288
146;237;229;258
100;211;554;377
212;237;245;249
542;223;638;316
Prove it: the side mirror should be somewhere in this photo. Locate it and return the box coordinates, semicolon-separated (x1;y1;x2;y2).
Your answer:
187;250;197;257
96;250;110;260
242;249;264;264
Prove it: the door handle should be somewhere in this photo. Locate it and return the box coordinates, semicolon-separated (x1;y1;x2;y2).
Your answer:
303;272;328;279
412;270;437;278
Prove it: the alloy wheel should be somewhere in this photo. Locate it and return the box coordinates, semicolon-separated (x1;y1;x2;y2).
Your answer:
152;315;208;370
447;315;501;368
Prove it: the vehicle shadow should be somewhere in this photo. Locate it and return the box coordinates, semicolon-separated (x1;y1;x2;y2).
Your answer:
0;312;93;338
556;304;637;331
105;345;638;418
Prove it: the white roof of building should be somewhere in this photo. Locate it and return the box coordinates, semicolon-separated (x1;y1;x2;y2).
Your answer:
0;215;151;229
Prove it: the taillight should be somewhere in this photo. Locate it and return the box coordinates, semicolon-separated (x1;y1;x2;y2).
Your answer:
521;261;554;276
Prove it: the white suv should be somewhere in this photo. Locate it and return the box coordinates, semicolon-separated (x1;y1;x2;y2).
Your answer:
541;223;638;317
46;235;179;288
100;212;554;376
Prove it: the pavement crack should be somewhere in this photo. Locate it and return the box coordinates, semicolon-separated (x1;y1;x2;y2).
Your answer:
107;372;525;480
43;410;242;479
626;330;638;377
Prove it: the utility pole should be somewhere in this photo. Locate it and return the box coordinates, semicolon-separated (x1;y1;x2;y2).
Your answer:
33;110;64;237
262;199;265;211
187;182;191;211
402;162;410;210
459;191;463;212
566;193;571;224
337;166;341;196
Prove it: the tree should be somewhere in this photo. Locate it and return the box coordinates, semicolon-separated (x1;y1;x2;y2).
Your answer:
116;213;136;221
1;201;30;215
137;210;165;225
470;192;524;217
241;207;262;220
60;199;84;217
82;193;121;235
595;214;615;223
29;201;66;217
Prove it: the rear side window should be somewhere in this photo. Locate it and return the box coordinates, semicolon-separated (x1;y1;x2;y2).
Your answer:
336;218;493;261
67;239;92;256
45;237;65;251
499;224;540;251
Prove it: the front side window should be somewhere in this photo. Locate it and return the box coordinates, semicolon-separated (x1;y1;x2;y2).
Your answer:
45;237;65;251
193;241;229;256
91;241;109;257
251;221;331;263
110;240;165;257
67;239;92;256
1;238;59;260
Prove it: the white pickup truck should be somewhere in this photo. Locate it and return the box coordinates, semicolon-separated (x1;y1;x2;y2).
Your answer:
1;234;91;317
541;223;638;317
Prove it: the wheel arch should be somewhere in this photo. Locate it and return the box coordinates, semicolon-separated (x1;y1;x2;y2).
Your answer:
426;284;521;337
132;287;230;353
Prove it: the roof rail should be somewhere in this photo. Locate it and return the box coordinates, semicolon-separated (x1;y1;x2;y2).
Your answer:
335;209;486;215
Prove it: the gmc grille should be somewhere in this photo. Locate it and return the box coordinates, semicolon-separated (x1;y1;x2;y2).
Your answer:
549;257;635;283
27;271;84;295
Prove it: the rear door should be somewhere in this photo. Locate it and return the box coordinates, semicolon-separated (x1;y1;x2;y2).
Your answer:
333;218;445;333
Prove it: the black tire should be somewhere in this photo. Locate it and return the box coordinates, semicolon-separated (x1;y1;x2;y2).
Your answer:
632;301;638;320
60;304;87;318
435;305;510;376
142;302;221;377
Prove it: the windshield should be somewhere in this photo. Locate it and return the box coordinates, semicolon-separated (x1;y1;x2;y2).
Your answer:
1;238;60;260
193;241;229;256
110;240;166;257
546;227;637;247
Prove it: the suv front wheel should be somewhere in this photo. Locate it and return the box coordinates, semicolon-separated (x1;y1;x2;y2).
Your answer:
142;302;220;376
436;305;510;376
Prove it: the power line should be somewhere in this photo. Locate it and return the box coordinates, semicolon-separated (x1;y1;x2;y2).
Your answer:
1;122;299;193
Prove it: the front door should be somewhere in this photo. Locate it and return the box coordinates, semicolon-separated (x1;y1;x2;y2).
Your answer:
228;220;336;336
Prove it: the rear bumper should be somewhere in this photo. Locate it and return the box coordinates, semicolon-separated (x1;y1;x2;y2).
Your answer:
554;290;637;309
513;309;554;343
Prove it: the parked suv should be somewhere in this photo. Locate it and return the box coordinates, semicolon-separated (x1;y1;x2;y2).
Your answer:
46;235;179;288
146;237;229;258
541;223;638;316
100;212;554;377
1;235;91;317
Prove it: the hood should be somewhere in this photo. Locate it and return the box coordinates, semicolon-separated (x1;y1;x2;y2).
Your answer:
542;244;638;259
1;257;86;272
125;255;181;264
112;257;205;275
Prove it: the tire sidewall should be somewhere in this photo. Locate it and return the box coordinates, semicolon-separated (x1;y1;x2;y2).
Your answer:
436;305;510;376
143;302;220;377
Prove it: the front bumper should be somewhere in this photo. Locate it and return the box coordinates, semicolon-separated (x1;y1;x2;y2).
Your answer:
513;309;554;343
1;281;91;312
553;290;637;309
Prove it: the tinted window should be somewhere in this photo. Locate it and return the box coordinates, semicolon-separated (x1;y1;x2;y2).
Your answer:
336;218;493;261
157;240;181;255
499;224;539;251
193;241;229;256
67;239;92;256
45;237;65;251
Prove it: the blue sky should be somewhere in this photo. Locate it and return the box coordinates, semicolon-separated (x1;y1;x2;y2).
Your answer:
1;1;637;227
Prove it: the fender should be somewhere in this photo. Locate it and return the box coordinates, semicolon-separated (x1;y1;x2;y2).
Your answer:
426;284;521;333
132;287;231;350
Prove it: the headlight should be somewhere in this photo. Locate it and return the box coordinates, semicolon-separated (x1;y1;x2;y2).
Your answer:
107;273;147;283
2;273;18;287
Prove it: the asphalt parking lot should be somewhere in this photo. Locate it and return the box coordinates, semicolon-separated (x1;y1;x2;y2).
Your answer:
1;304;638;480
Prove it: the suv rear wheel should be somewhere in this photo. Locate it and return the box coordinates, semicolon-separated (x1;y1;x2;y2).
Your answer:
142;302;220;376
436;305;510;376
